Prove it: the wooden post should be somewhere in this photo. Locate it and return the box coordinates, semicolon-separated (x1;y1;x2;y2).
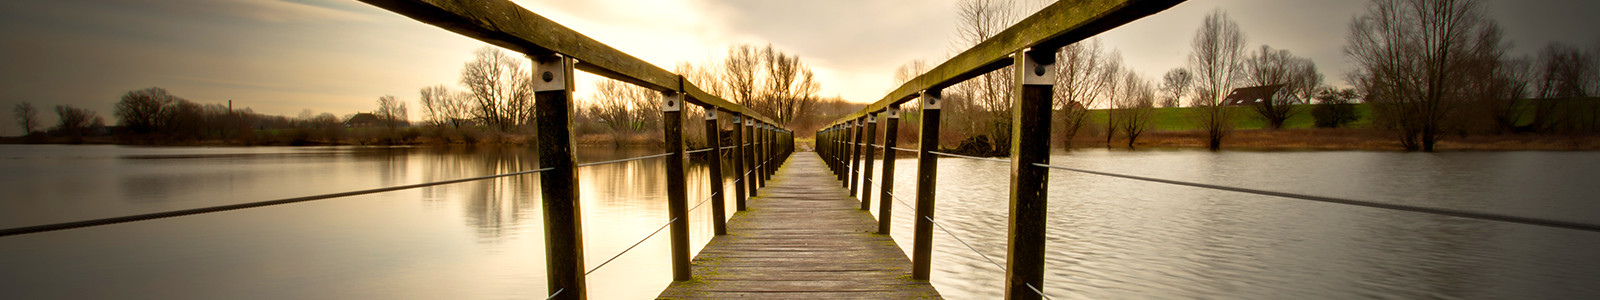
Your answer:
744;119;758;197
838;123;850;185
704;107;727;235
662;89;690;281
1005;50;1055;300
532;54;586;299
732;114;747;211
755;123;768;188
877;106;901;234
860;115;878;210
850;118;864;197
912;89;942;280
768;125;778;177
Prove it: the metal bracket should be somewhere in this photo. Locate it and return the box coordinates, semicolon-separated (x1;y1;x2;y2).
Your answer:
662;92;681;112
867;114;877;123
887;107;901;119
1021;49;1056;85
745;119;753;127
533;54;573;92
920;90;942;110
705;109;717;120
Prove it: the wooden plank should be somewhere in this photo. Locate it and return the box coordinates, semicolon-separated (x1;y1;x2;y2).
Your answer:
658;153;941;299
357;0;781;126
824;0;1185;127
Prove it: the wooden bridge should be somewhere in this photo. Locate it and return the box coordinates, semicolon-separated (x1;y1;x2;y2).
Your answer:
0;1;1187;300
6;1;1596;299
659;153;940;299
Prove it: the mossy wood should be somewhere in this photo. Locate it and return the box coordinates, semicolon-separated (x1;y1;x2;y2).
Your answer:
658;153;941;299
825;0;1184;127
357;0;783;127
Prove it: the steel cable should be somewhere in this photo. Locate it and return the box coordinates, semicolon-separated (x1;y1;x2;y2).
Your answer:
576;153;671;167
0;167;554;237
1032;163;1600;233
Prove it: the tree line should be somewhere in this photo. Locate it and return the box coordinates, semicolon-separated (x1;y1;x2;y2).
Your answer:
895;0;1598;153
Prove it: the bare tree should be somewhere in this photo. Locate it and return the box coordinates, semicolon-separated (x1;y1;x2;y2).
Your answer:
1529;42;1599;132
376;95;408;129
590;79;662;133
1113;71;1157;148
461;46;533;131
1189;9;1247;150
1346;0;1504;151
893;59;931;86
1159;68;1192;108
115;87;177;134
1243;45;1320;129
420;85;469;128
760;45;821;124
54;105;98;137
950;0;1022;150
1054;38;1116;148
14;102;39;135
722;44;762;110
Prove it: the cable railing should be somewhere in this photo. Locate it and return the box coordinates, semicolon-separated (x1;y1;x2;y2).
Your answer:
5;1;800;299
809;0;1600;298
0;167;553;237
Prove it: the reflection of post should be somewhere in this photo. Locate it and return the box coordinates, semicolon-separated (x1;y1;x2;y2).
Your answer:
532;54;585;299
912;89;942;280
878;106;901;234
663;89;690;281
732;114;747;211
1005;50;1055;300
704;107;727;235
860;115;878;211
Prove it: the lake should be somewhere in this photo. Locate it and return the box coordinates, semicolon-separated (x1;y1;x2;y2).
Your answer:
2;145;1598;299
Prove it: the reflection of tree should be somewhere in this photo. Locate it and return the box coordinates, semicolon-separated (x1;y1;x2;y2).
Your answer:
415;146;542;243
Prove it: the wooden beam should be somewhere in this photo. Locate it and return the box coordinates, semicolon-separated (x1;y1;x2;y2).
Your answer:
824;0;1184;127
357;0;783;127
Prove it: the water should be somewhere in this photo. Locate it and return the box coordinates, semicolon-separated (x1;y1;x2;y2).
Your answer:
864;149;1600;299
0;145;732;299
3;145;1599;299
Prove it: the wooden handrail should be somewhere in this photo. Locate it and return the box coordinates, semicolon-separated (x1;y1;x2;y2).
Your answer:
823;0;1184;127
358;0;787;128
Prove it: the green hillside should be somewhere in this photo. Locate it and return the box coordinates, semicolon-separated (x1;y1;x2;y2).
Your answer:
1083;104;1375;131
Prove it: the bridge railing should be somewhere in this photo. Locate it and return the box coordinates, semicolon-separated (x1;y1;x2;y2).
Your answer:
1;1;797;299
817;0;1185;299
358;1;796;298
816;0;1600;299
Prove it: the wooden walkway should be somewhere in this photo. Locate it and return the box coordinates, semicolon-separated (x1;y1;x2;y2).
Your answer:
658;152;941;299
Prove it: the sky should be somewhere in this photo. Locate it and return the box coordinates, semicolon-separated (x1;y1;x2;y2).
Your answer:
2;0;1597;136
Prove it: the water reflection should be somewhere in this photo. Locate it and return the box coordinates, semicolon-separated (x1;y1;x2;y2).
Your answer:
3;146;1599;299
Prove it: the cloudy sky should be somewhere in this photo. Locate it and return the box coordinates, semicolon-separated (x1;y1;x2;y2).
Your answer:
2;0;1596;135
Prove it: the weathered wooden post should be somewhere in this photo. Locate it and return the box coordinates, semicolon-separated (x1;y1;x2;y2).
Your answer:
877;106;901;234
838;123;851;185
532;54;586;299
769;125;778;176
859;115;878;210
1005;50;1055;300
912;89;942;280
662;88;690;281
704;107;727;235
744;119;758;197
732;114;748;211
849;118;865;197
755;123;768;188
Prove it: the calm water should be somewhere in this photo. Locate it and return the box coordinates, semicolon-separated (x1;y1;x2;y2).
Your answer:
2;145;1598;299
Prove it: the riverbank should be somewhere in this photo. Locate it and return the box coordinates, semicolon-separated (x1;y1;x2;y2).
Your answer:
1071;128;1600;151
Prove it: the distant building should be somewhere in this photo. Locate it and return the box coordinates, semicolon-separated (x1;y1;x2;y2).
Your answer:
1223;84;1289;106
345;113;381;128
